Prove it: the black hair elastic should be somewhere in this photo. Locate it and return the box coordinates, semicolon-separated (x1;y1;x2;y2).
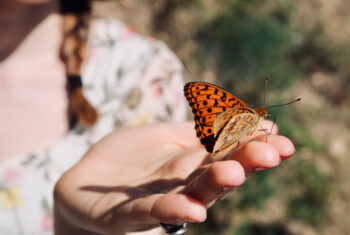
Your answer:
60;0;91;14
68;75;83;90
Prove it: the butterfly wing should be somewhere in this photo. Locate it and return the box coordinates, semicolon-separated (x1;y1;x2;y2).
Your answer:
184;82;248;153
213;107;263;153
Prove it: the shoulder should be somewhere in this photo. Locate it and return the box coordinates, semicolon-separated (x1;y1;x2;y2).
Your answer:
87;17;181;65
82;18;187;125
83;17;183;86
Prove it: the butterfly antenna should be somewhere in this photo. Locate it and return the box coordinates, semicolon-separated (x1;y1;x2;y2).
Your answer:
263;77;269;107
267;98;301;109
269;114;277;134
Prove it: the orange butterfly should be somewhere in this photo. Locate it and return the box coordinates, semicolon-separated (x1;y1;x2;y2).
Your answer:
184;82;300;154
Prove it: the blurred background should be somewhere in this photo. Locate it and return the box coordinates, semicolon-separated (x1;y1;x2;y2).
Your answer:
94;0;350;234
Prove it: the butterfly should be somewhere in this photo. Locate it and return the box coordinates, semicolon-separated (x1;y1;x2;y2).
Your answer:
184;82;269;154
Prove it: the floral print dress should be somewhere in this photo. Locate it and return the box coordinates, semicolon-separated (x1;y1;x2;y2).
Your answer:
0;18;187;235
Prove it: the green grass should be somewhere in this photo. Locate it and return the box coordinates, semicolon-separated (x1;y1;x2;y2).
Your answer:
195;0;299;100
235;221;293;235
236;170;278;210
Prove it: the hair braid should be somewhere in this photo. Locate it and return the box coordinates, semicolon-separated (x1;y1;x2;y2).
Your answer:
60;0;98;127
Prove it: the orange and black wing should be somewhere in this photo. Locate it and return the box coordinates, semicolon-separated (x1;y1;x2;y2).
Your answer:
184;82;248;153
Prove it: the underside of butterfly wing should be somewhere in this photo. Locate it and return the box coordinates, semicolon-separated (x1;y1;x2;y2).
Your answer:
213;107;263;154
184;82;248;153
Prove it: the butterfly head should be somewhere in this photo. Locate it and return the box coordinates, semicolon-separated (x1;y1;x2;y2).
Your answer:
255;107;268;118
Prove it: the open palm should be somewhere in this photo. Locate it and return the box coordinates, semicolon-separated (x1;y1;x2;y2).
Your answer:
54;121;294;235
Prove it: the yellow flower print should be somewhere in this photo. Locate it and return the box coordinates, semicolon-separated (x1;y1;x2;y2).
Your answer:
131;111;152;126
0;187;23;210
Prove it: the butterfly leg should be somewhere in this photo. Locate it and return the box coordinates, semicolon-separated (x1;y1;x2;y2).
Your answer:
269;114;277;135
258;128;269;142
263;114;277;142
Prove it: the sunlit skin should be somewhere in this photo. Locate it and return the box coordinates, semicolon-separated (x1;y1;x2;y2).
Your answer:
54;120;295;235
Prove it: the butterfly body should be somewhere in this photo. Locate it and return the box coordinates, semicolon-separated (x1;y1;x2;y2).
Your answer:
213;107;267;153
184;82;268;154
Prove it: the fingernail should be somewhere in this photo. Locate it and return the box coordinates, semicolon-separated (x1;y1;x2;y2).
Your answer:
253;167;270;172
281;154;293;159
185;219;198;223
222;186;236;192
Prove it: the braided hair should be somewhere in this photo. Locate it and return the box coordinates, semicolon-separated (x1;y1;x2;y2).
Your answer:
59;0;98;127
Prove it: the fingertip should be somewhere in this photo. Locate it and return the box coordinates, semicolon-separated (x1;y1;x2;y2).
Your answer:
266;143;281;165
151;193;206;224
230;141;281;173
208;161;246;187
181;194;207;223
249;134;295;160
279;136;295;159
251;141;281;167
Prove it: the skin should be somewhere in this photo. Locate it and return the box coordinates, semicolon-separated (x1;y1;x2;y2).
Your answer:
54;120;295;235
0;0;68;159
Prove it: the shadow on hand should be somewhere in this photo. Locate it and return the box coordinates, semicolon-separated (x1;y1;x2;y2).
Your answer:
79;178;185;197
79;178;186;231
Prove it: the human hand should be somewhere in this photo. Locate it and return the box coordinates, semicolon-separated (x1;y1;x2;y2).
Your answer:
54;121;294;235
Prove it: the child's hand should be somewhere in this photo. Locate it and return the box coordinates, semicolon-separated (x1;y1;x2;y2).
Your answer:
54;121;294;235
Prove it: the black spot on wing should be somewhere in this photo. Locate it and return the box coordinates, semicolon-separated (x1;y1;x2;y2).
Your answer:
200;135;215;153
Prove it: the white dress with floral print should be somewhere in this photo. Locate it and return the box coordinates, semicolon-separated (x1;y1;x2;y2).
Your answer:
0;18;187;235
